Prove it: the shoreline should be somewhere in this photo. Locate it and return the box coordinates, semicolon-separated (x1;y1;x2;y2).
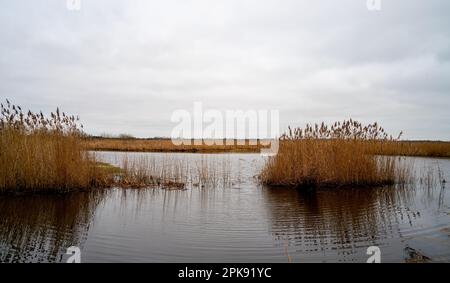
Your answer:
84;138;450;157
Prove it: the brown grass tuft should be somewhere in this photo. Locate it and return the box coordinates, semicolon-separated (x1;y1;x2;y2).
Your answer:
0;100;109;194
84;137;266;153
260;120;412;188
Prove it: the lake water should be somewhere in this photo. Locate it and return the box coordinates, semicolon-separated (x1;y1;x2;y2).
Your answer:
0;152;449;263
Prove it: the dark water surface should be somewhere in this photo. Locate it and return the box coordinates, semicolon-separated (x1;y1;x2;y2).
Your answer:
0;153;449;262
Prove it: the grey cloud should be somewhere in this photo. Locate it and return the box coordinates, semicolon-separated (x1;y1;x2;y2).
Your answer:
0;0;449;139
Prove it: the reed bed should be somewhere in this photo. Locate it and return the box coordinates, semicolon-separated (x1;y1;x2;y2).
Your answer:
0;100;113;194
369;140;450;158
114;155;188;190
106;154;232;190
2;99;444;194
260;120;412;188
84;138;265;153
190;156;232;188
0;100;234;193
84;137;450;157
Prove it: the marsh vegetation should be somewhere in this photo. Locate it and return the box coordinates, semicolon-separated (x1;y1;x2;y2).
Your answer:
1;100;448;194
260;120;412;188
0;101;229;193
84;137;265;153
84;137;450;157
0;100;112;194
109;154;232;190
0;100;448;263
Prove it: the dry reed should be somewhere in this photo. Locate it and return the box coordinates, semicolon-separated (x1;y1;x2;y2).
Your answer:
0;100;234;193
0;100;110;194
260;120;411;188
115;155;187;190
369;140;450;158
85;137;450;157
84;138;265;153
108;154;232;190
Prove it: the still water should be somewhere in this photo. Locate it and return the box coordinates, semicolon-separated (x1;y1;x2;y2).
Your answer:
0;152;449;263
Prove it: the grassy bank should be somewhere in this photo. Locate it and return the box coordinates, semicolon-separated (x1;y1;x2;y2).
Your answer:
84;136;450;157
260;120;412;188
84;138;265;153
370;140;450;158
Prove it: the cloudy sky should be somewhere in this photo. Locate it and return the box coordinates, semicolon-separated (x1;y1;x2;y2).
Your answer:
1;0;449;139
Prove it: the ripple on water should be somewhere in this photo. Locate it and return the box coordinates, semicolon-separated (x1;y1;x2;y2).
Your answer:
0;153;449;262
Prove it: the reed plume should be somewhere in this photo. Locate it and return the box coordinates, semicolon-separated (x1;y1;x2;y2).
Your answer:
0;100;109;193
260;120;411;188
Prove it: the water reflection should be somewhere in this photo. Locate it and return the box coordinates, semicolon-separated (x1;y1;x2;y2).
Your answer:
266;187;401;240
262;182;449;262
0;190;107;263
0;154;449;262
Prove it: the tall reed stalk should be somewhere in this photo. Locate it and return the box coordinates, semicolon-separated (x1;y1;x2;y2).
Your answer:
0;100;108;193
260;120;411;188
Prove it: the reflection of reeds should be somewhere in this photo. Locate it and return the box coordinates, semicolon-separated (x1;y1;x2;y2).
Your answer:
260;120;412;188
419;166;438;190
0;189;107;262
262;185;418;256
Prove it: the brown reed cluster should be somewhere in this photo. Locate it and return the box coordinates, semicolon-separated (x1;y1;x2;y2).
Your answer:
0;100;234;193
370;140;450;158
261;120;410;188
85;136;450;157
0;100;109;194
84;137;265;153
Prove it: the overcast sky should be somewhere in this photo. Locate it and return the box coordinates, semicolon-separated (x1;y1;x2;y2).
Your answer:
1;0;449;139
